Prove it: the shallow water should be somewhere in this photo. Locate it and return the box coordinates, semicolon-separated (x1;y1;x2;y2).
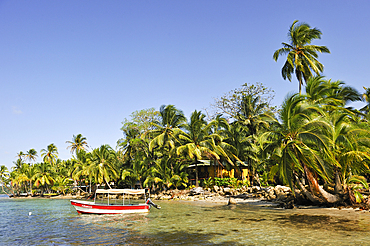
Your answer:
0;198;370;245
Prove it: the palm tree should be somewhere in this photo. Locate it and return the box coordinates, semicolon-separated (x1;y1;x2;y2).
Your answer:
66;134;89;155
89;145;119;189
121;157;148;189
12;158;23;171
148;105;186;151
117;126;141;163
25;149;38;163
273;20;330;94
321;111;370;195
16;151;25;161
265;93;339;203
0;165;10;195
22;163;36;195
304;76;360;109
230;94;274;185
32;162;55;195
71;150;94;193
148;156;187;190
177;110;235;186
41;143;59;166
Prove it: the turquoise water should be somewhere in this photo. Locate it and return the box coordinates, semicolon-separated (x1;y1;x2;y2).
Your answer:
1;198;370;245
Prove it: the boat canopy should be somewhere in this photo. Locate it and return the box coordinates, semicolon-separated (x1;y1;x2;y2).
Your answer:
95;189;146;195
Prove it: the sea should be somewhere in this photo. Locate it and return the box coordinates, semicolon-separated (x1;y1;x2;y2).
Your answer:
1;196;370;245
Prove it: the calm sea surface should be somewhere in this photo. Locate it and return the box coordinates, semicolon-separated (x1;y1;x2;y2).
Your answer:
1;197;370;245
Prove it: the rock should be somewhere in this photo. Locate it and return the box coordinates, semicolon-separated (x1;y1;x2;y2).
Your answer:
276;192;288;201
252;186;261;192
213;186;219;192
190;187;204;195
275;185;291;193
223;187;231;195
228;197;237;205
284;200;295;209
223;187;231;192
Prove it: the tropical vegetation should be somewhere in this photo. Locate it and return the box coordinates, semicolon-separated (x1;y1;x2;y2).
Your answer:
4;20;370;207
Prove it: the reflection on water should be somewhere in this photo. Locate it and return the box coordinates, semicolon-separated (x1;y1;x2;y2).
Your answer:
0;199;370;245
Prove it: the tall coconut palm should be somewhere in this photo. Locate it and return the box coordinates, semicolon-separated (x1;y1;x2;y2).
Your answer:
89;145;119;189
25;149;38;163
66;134;89;155
41;143;59;166
148;105;186;151
273;20;330;94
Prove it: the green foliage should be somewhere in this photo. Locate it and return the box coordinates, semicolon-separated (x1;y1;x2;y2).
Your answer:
202;177;214;189
210;82;276;120
121;108;160;134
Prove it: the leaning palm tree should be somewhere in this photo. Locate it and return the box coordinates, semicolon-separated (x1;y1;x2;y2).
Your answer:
265;93;339;204
273;20;330;94
66;134;89;155
41;143;59;166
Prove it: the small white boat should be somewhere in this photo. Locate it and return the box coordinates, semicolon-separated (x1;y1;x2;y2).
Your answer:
70;189;160;214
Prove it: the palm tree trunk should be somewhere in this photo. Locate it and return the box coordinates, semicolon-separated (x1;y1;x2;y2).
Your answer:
334;168;343;194
29;181;33;196
303;165;341;203
105;178;112;189
295;175;322;204
1;183;10;196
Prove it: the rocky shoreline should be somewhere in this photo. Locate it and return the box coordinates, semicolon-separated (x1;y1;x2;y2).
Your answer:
151;185;294;207
7;185;370;211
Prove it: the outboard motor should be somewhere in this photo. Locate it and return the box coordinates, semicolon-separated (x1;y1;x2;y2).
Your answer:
146;198;161;209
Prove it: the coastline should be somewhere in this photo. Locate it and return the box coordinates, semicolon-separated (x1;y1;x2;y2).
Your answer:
7;193;370;216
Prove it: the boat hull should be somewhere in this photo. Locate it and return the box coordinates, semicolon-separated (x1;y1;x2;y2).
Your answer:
70;200;150;214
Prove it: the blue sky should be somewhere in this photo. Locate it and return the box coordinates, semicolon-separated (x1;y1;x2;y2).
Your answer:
1;0;369;169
